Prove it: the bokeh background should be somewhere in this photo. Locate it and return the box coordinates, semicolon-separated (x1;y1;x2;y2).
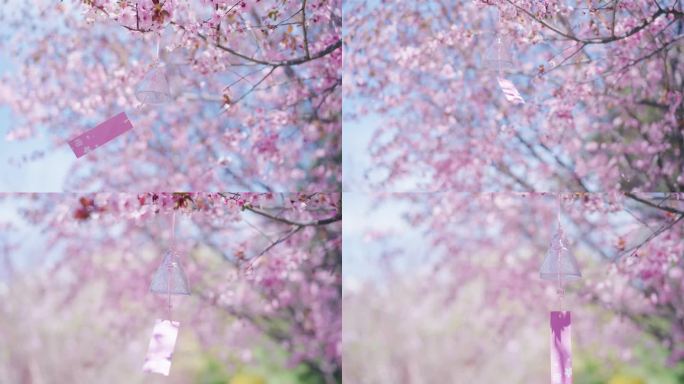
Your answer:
343;0;684;192
0;0;341;192
343;192;684;383
0;193;342;383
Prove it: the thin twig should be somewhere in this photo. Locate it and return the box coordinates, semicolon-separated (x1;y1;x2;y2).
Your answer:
505;0;682;45
302;0;311;59
626;193;684;215
174;22;341;67
243;205;341;227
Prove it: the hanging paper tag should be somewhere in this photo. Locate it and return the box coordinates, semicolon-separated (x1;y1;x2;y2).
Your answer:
550;311;572;384
497;77;525;105
143;319;180;376
67;112;134;158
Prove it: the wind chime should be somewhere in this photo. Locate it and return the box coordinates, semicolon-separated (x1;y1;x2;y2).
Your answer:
142;211;191;376
67;31;178;158
135;32;174;105
487;9;525;105
539;195;581;384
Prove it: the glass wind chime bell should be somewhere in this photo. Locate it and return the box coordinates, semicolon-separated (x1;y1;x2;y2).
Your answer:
539;196;581;384
149;249;190;295
481;10;526;105
482;32;515;74
135;33;173;105
539;225;582;283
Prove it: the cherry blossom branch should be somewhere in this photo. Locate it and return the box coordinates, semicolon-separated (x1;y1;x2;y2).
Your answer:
215;193;342;227
494;162;534;190
90;5;339;67
614;213;684;261
255;225;304;258
302;0;311;59
173;22;341;67
193;127;270;191
228;66;278;107
215;4;221;44
243;204;342;227
626;193;684;215
216;38;341;67
512;132;590;192
505;0;683;44
549;42;588;71
611;34;684;75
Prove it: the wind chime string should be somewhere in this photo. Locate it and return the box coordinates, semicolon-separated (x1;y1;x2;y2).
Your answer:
496;9;502;78
156;32;162;63
168;211;176;321
171;210;176;248
557;194;564;312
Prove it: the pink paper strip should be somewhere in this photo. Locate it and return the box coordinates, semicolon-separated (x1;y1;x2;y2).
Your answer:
550;311;572;384
143;319;180;376
497;77;525;104
68;112;134;158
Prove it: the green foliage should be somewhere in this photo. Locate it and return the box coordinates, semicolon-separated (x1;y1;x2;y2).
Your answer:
574;343;684;384
196;356;231;384
193;350;340;384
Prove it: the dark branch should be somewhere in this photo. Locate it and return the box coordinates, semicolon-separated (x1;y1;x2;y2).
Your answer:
626;193;684;215
506;1;683;45
244;204;341;227
173;22;341;67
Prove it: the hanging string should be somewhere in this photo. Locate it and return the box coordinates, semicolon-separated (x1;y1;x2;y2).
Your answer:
496;8;502;78
556;193;564;312
171;210;176;248
168;211;176;321
156;31;162;63
167;262;172;320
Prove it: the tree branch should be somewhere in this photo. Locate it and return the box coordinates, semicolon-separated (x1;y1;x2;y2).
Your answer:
244;204;341;227
173;22;340;67
506;1;683;45
227;66;278;107
626;193;684;215
302;0;311;59
255;225;304;258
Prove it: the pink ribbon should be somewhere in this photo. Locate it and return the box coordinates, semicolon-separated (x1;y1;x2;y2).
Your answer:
550;311;573;384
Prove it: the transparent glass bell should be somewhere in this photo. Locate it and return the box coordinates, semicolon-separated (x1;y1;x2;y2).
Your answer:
481;33;517;74
539;226;582;282
135;32;174;105
135;65;172;105
150;250;190;295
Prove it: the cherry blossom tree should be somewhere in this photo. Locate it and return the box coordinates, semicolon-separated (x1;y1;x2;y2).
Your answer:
343;192;684;381
345;0;683;192
0;192;341;383
0;0;341;191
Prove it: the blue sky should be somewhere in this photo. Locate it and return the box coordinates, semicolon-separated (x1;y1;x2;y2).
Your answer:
0;2;76;192
342;192;442;288
0;196;60;281
0;112;75;191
